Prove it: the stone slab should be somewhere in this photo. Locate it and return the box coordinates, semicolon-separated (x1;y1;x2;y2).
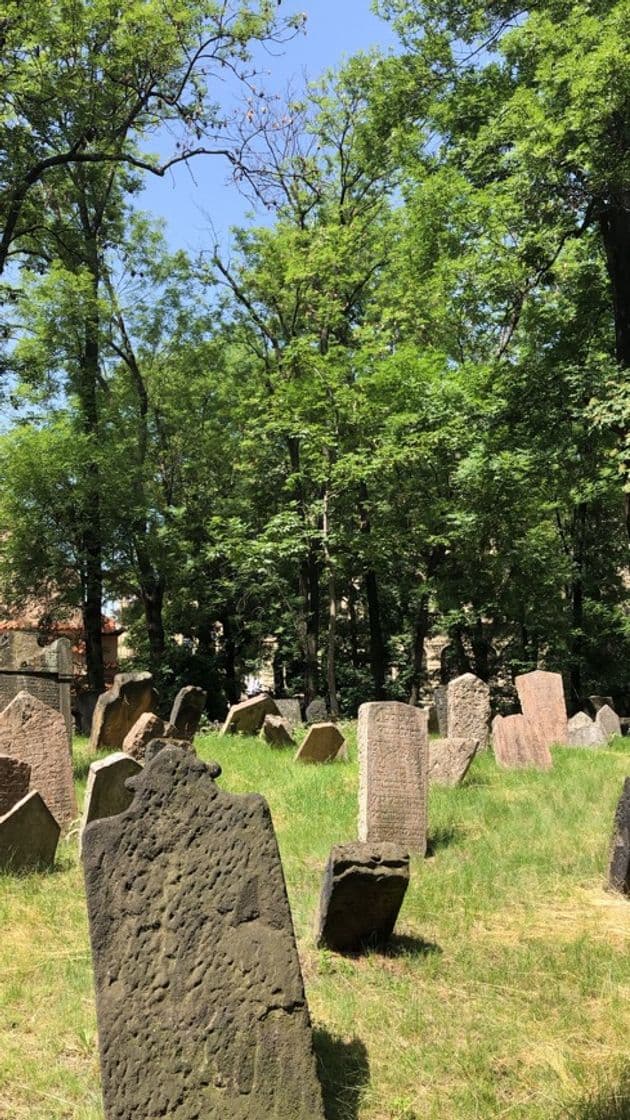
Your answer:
0;754;31;816
567;712;606;748
0;791;60;872
596;704;622;741
315;842;410;953
433;686;448;736
80;753;142;850
170;686;207;740
274;699;302;731
144;737;196;766
607;777;630;895
220;694;280;736
589;695;614;713
0;691;77;830
428;737;478;786
122;712;180;763
0;634;72;743
305;697;327;725
358;702;428;855
90;672;156;752
447;674;490;749
492;713;552;770
82;748;325;1120
260;714;294;748
515;669;567;748
295;722;345;764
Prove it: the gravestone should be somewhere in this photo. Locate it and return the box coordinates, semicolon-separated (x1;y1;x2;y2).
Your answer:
315;842;410;953
0;634;73;743
358;702;428;855
221;694;280;736
447;674;490;748
596;704;622;741
0;691;77;830
90;672;156;752
295;722;345;764
0;791;60;872
305;697;328;725
433;686;448;736
82;748;326;1120
122;712;180;762
275;699;302;732
567;712;606;748
515;669;567;749
144;737;196;766
260;714;294;748
80;753;142;850
170;685;207;740
607;777;630;895
589;695;615;714
0;754;31;816
428;737;478;786
492;713;552;770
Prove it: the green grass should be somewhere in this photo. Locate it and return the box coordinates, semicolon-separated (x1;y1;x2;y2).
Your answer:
1;727;630;1119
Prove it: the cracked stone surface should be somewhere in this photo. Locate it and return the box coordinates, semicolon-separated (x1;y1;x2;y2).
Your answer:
82;748;325;1120
316;842;409;953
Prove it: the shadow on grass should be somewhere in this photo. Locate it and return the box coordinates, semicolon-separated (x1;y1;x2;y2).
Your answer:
313;1028;369;1120
565;1067;630;1119
426;826;461;856
384;934;443;958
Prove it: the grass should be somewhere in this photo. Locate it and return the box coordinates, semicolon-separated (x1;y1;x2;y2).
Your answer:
1;726;630;1119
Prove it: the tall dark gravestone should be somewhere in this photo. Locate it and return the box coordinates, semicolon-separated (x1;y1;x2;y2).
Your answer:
607;777;630;895
82;748;325;1120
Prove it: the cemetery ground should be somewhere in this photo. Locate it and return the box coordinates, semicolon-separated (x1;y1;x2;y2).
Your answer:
1;732;630;1120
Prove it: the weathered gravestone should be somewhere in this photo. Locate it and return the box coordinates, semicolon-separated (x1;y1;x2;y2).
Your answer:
80;753;142;851
0;754;31;816
515;670;567;749
221;694;280;736
295;722;345;764
260;714;294;748
274;699;302;732
0;791;60;872
492;714;552;770
144;736;196;766
316;842;410;953
567;711;606;748
596;704;622;741
0;633;72;743
447;674;490;749
428;737;478;786
358;702;428;855
305;696;328;725
607;777;630;895
170;685;207;740
90;672;156;752
589;695;615;714
0;691;77;830
82;748;326;1120
122;712;180;763
433;686;449;736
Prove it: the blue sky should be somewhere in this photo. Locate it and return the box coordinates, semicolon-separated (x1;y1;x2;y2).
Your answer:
138;0;395;254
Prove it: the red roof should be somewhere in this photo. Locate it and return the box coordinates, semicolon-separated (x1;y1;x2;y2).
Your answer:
0;602;123;636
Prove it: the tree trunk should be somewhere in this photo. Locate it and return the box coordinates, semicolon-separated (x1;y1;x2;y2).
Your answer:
347;580;361;669
358;481;386;699
408;593;431;707
599;191;630;538
322;484;339;718
219;614;240;706
80;235;105;694
568;503;588;711
299;546;320;704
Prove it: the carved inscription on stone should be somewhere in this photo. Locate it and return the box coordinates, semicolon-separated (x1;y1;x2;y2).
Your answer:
82;748;325;1120
358;702;428;855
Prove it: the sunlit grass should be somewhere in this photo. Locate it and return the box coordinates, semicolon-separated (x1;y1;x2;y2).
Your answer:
1;727;629;1118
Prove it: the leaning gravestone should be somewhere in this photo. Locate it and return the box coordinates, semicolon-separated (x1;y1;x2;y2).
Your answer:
295;722;345;764
492;714;552;770
275;699;302;732
79;753;142;851
358;702;428;855
90;672;156;752
607;777;630;895
567;712;606;748
122;712;180;763
221;694;280;736
433;686;449;736
0;754;31;816
515;669;567;749
447;674;490;749
0;691;77;830
260;714;294;748
316;842;410;953
596;704;622;741
428;737;478;786
170;685;207;740
82;748;326;1120
305;696;328;725
0;791;60;872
